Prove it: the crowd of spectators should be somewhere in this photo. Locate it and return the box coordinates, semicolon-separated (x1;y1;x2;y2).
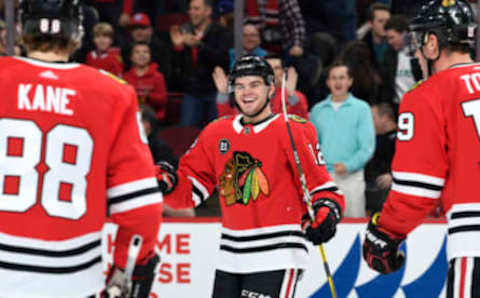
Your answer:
1;0;459;218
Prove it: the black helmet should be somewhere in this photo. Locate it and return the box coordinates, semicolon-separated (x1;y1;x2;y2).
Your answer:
228;55;275;94
19;0;83;42
409;0;476;48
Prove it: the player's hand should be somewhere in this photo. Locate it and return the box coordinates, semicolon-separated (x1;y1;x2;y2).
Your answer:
155;161;178;195
212;66;228;94
376;173;393;189
301;199;342;245
333;163;347;176
363;213;405;274
105;255;160;298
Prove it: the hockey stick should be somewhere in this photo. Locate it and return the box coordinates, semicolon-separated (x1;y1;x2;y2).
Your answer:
280;70;337;298
106;234;143;298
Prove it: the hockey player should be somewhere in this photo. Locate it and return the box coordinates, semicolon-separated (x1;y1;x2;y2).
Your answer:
362;1;480;296
0;1;162;297
157;55;345;298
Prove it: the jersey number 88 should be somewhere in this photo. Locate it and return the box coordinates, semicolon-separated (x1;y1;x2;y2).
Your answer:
0;118;93;220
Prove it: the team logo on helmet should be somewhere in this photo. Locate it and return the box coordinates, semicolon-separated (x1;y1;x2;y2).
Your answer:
442;0;455;7
219;151;270;206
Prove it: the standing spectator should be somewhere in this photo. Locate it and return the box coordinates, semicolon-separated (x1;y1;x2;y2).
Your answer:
213;55;309;119
124;42;168;122
245;0;306;60
1;0;162;297
123;13;173;86
310;61;375;217
169;0;231;127
362;3;391;72
379;14;423;105
85;22;124;76
364;102;396;215
157;55;344;297
92;0;133;47
342;40;380;103
228;23;267;69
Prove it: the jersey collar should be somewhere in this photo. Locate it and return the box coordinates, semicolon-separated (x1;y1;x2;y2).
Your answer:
14;56;80;69
233;114;279;134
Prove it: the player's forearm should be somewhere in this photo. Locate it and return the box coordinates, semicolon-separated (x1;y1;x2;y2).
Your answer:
112;204;163;268
162;171;197;209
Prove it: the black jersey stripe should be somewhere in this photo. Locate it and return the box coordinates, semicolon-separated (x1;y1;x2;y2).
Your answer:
192;184;205;204
0;255;101;274
221;231;306;242
451;211;480;219
108;187;160;205
392;178;444;191
448;225;480;234
220;242;308;253
311;187;339;196
0;239;100;257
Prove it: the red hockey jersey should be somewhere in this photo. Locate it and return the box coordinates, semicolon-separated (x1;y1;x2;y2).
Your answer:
0;57;162;297
85;47;124;77
164;114;344;273
379;63;480;261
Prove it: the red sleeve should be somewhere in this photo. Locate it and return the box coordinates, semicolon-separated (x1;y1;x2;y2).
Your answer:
287;119;345;213
147;72;167;111
163;128;216;209
379;84;446;237
106;84;162;267
122;0;134;14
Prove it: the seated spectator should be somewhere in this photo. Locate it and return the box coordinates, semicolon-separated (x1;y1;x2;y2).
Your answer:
213;55;309;119
169;0;231;127
124;42;168;122
310;61;375;217
140;104;195;217
123;13;173;86
85;22;123;76
379;14;424;105
364;102;396;215
228;24;267;69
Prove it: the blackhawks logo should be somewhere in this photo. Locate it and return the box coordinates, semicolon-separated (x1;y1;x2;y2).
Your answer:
219;151;270;206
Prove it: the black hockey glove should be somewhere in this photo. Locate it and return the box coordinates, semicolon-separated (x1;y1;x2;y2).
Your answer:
105;254;160;298
363;213;405;274
301;198;342;245
155;161;178;195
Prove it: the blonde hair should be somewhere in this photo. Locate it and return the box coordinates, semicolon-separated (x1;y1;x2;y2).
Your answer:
93;22;114;38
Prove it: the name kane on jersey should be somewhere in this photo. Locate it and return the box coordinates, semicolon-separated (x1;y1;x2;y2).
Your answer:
17;83;75;116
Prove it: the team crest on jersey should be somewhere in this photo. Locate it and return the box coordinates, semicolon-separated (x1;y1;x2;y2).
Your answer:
219;139;231;154
288;114;307;123
219;151;270;206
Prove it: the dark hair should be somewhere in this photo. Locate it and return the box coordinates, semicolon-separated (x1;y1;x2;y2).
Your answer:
327;60;352;78
372;102;395;121
384;14;409;32
265;53;282;62
340;40;378;102
368;2;390;21
131;41;150;52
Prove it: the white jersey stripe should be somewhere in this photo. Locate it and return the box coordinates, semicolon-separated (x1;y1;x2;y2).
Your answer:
109;192;162;214
107;177;158;199
220;235;307;249
222;224;302;236
464;257;474;298
391;183;442;199
279;269;297;298
392;171;445;186
188;176;209;206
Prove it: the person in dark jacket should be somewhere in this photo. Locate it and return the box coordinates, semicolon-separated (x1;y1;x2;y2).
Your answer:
169;0;232;127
